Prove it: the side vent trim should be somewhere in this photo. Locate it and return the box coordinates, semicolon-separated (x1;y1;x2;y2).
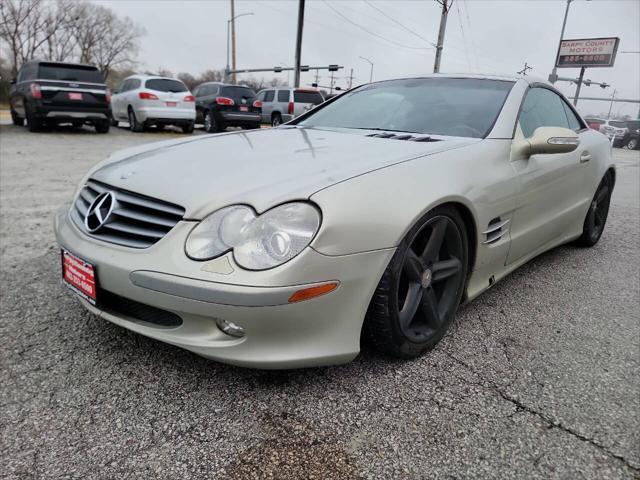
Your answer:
482;217;510;245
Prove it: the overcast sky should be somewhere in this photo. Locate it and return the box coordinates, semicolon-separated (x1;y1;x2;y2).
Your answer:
95;0;640;117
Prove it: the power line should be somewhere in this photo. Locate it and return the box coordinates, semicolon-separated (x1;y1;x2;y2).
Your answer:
363;0;436;48
321;0;432;51
517;62;533;76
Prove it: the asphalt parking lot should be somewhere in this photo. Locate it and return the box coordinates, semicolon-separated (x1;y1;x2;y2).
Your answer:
1;124;638;479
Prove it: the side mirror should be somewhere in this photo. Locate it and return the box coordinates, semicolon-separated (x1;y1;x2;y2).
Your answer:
515;126;580;159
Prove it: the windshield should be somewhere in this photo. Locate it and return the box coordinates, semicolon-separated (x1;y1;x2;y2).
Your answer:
145;79;188;92
298;78;514;138
38;64;103;83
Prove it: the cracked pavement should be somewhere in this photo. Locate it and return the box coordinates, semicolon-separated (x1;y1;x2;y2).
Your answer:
1;125;639;479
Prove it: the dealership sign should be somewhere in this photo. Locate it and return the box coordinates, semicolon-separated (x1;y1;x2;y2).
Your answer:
555;37;620;68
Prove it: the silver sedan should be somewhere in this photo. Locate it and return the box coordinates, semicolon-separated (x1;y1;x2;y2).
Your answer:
54;74;614;368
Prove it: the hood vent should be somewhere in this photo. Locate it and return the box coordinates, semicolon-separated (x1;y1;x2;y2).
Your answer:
366;133;441;142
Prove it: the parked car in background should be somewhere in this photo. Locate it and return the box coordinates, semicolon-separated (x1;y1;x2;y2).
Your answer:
9;61;111;133
584;117;606;131
110;75;195;133
619;120;639;150
600;119;629;146
257;87;324;126
192;82;261;133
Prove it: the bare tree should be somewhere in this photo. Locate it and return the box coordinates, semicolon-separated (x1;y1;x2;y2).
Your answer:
0;0;144;80
0;0;47;75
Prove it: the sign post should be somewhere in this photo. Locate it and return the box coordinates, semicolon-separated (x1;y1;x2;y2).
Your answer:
553;37;619;105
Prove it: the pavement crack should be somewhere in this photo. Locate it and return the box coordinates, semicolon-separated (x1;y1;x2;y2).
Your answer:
445;351;640;473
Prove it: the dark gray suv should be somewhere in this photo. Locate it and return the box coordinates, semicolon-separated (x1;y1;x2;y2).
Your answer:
193;82;261;133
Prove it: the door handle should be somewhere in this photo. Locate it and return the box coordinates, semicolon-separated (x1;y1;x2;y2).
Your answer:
580;152;592;163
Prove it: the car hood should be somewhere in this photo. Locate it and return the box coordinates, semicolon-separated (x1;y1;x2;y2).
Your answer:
90;127;479;219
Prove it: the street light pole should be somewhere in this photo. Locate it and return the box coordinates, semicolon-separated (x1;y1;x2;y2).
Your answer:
225;12;253;83
359;56;373;82
550;0;572;84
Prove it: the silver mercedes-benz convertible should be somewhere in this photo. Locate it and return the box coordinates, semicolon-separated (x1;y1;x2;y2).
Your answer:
54;74;614;368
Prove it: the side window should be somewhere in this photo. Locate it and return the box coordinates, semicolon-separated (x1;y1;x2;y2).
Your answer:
115;81;125;93
130;79;141;90
256;91;265;101
561;101;583;131
277;90;289;102
519;87;570;138
264;90;274;102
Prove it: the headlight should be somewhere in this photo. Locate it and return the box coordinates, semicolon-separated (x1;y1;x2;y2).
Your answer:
185;202;321;270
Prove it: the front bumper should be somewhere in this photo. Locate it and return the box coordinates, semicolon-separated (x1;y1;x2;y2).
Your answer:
54;206;394;369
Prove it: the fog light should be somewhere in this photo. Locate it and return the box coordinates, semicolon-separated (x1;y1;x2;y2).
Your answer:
216;318;245;338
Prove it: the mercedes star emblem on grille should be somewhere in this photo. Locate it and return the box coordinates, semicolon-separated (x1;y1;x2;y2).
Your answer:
85;191;115;232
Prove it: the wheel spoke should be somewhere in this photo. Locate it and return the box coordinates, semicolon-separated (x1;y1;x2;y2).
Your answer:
399;283;422;328
403;249;423;283
422;218;447;263
421;287;441;327
432;257;462;283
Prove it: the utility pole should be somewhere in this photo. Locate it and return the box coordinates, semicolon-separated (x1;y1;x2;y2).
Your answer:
573;66;585;106
433;0;451;73
230;0;237;84
348;68;354;89
293;0;306;88
329;70;335;94
517;62;533;76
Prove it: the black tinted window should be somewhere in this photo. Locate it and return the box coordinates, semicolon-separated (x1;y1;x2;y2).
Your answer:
221;86;255;99
294;91;323;104
299;78;514;138
264;90;274;102
609;121;627;128
146;79;187;92
519;88;569;137
277;90;289;102
38;64;103;83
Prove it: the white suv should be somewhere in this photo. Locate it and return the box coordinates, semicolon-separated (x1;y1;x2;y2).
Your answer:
111;75;196;133
256;88;324;126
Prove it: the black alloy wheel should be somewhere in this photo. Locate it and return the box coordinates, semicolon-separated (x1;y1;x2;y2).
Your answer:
575;172;613;247
365;205;469;358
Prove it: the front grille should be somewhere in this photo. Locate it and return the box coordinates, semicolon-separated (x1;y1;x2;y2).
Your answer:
98;289;183;327
70;179;185;249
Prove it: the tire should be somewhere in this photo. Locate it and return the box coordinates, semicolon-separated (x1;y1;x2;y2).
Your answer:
574;172;613;247
110;113;119;127
128;107;144;132
25;104;42;132
10;108;24;126
364;205;469;358
271;113;282;127
95;121;110;134
624;137;638;150
182;121;195;134
203;110;221;133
